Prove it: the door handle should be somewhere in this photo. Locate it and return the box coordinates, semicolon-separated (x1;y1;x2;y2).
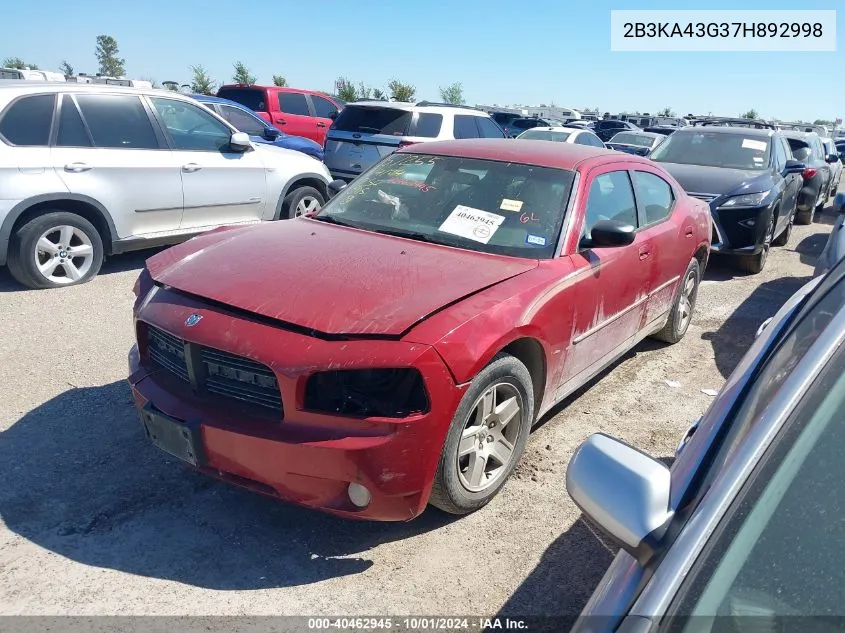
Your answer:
64;162;92;173
684;226;694;238
316;122;326;128
638;247;651;260
275;118;287;125
182;163;202;173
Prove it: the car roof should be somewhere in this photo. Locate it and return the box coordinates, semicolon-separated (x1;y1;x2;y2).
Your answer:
675;125;775;138
191;93;229;103
521;126;586;133
398;138;647;170
344;100;487;115
782;130;819;140
0;81;196;100
611;130;664;137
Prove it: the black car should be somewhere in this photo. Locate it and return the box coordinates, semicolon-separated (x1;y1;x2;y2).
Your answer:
783;130;838;222
644;125;679;136
488;111;522;132
605;130;667;156
502;117;553;138
649;126;805;274
593;119;640;142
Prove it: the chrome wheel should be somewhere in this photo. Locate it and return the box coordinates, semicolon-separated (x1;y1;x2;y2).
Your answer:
678;269;697;333
457;382;524;493
33;225;94;285
294;195;321;217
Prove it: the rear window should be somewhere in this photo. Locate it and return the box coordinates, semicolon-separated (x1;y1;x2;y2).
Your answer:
0;94;55;146
216;88;267;112
518;129;571;142
610;132;656;146
331;106;413;135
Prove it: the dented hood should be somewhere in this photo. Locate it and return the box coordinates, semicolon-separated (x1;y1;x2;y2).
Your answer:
145;219;538;336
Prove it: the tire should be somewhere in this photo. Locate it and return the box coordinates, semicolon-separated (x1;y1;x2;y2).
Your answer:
7;211;104;289
429;353;534;515
795;207;813;225
772;209;793;247
651;258;700;344
737;212;774;275
281;186;325;219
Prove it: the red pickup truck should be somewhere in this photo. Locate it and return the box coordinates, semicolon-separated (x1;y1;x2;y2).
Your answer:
216;85;344;146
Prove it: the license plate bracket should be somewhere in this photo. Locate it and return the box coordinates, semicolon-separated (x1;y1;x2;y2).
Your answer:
140;405;205;467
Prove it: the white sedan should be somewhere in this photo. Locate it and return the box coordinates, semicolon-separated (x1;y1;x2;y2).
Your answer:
514;126;605;147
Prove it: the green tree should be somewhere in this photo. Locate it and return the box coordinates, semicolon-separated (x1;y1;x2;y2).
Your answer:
658;106;674;117
95;35;126;76
59;60;74;76
190;65;216;95
742;109;759;119
388;79;416;102
232;61;255;85
272;74;287;87
814;119;833;126
372;88;386;100
336;77;356;102
439;82;464;105
3;57;37;70
356;81;372;100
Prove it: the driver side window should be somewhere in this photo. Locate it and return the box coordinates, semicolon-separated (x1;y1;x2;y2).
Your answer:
581;171;638;243
150;98;233;152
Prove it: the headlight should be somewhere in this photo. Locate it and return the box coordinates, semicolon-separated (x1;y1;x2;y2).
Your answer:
304;368;429;418
718;191;769;209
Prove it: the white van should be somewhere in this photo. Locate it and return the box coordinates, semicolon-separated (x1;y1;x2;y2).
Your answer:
0;68;66;82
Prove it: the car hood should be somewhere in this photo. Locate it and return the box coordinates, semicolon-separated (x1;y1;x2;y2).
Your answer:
145;220;538;337
655;162;771;197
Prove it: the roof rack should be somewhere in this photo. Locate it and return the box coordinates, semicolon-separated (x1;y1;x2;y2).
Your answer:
692;117;776;130
414;101;484;111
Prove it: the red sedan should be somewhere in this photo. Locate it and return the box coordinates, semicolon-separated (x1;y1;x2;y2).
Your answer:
128;139;711;521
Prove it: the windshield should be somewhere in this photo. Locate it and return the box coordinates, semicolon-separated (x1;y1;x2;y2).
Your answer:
315;152;575;259
650;130;771;170
517;129;572;142
609;132;656;147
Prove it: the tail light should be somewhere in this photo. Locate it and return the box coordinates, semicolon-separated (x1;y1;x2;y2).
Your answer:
802;168;817;181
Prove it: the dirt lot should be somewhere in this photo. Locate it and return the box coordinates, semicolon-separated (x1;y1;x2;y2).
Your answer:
0;203;836;617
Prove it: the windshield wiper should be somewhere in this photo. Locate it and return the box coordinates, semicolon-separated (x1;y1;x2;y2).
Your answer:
310;215;356;228
372;228;438;243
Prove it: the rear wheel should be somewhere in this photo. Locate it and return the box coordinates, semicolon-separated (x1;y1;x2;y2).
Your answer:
795;207;813;225
429;353;534;515
282;186;325;219
651;258;700;344
7;211;104;289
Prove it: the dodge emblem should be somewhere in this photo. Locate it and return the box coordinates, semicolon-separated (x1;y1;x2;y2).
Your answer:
185;314;203;327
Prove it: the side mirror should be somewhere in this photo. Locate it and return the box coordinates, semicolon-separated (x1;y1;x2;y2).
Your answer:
264;127;281;140
566;434;673;563
834;192;845;214
783;158;806;174
229;132;252;152
327;179;347;198
587;220;636;248
827;153;841;164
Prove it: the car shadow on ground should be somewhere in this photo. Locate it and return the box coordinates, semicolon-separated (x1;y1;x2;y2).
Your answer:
0;380;453;590
0;248;163;293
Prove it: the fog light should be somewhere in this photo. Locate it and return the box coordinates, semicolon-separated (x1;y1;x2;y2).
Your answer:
348;482;371;508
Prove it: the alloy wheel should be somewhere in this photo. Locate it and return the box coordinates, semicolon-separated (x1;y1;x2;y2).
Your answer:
33;225;95;285
294;195;321;217
678;268;698;334
457;382;524;493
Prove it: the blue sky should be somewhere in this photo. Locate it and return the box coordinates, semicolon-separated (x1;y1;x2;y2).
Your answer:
2;0;841;122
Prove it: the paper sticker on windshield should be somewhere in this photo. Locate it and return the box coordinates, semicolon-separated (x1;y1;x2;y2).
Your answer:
742;139;767;152
500;198;523;212
438;205;505;244
526;234;547;246
752;156;764;163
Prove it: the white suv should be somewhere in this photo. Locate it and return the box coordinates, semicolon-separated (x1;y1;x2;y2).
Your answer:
323;101;506;181
0;82;331;289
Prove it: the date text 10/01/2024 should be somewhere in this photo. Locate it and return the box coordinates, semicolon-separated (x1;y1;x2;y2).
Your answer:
623;22;823;38
307;617;529;630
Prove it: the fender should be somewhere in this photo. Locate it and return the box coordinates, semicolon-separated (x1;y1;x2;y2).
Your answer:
273;173;331;220
0;193;118;266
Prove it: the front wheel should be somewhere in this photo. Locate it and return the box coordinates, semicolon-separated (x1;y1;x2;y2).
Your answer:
429;353;534;515
738;213;774;275
7;211;104;289
651;257;700;344
281;186;325;219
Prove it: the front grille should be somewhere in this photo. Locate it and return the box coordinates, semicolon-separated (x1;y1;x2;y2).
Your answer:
145;325;283;416
690;192;718;203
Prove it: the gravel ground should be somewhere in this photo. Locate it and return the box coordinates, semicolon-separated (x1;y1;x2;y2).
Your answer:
0;201;836;618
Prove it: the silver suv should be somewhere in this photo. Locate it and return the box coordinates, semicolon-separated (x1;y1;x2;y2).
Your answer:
323;101;505;181
0;82;331;289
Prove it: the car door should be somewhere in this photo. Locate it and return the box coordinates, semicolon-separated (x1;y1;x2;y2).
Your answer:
630;169;688;327
309;94;339;146
557;167;650;394
273;91;314;142
147;96;267;231
774;136;800;228
50;92;184;240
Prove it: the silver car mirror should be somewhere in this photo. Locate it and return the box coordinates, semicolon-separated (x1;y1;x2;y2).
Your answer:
566;433;673;563
230;132;252;152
